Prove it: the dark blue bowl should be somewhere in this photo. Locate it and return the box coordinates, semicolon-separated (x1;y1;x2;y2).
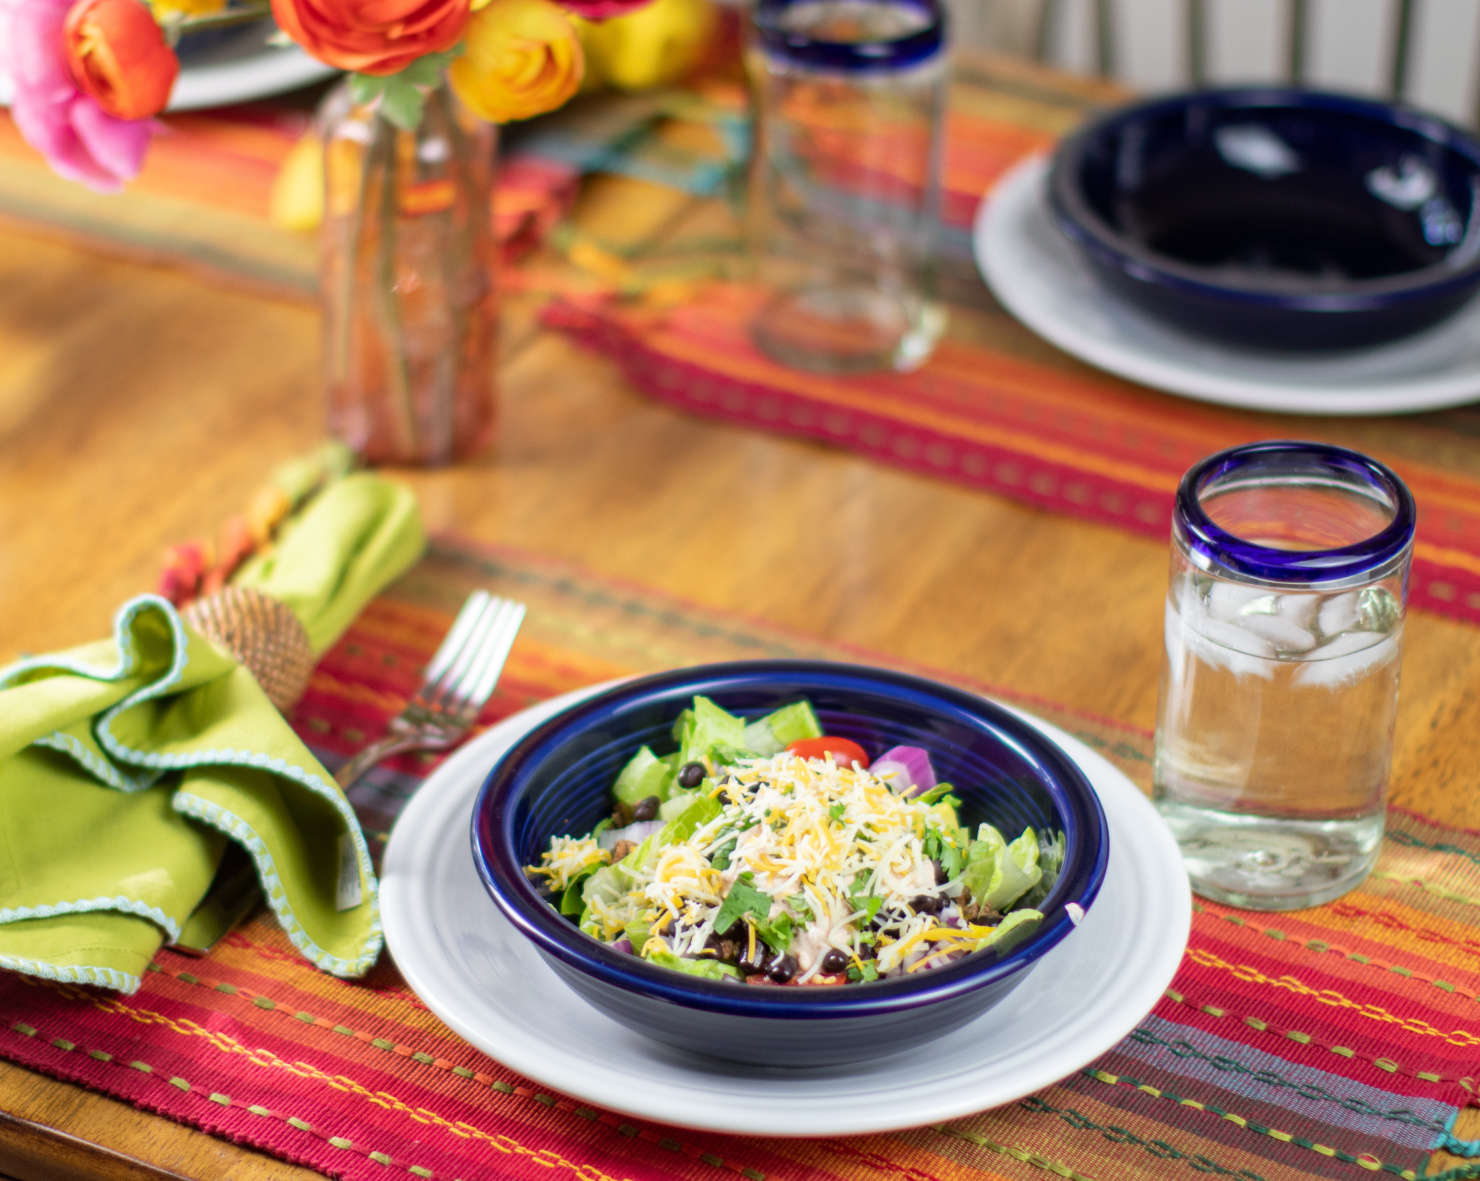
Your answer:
471;661;1109;1066
1048;88;1480;351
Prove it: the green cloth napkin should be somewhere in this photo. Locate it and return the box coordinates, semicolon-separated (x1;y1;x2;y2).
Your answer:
0;473;425;992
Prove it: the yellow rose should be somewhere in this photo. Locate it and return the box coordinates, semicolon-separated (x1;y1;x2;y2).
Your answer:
149;0;227;19
578;0;716;91
448;0;584;123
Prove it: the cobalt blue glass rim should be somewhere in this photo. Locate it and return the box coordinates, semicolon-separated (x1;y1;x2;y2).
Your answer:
1048;87;1480;309
751;0;946;73
470;660;1108;1021
1175;441;1417;584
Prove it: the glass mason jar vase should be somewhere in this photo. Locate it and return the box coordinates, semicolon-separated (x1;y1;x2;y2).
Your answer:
319;79;497;467
1153;441;1416;911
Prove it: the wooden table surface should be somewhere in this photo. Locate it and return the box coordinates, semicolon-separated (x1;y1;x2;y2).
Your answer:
3;133;1480;1179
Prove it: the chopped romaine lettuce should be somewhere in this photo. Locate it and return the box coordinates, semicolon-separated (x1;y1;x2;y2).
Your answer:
659;792;721;845
961;822;1043;911
974;908;1043;953
742;700;823;756
645;949;742;980
612;745;679;805
677;696;749;767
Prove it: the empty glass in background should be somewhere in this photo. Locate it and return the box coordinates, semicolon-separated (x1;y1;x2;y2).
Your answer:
746;0;947;374
1153;441;1416;911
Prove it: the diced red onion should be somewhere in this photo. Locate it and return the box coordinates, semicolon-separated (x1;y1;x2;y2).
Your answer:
611;938;635;955
597;819;663;851
873;746;936;795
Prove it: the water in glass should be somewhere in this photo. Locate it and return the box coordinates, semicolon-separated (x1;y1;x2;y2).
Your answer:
1153;478;1406;910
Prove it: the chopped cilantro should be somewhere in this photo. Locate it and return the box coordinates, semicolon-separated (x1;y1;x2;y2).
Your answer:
846;961;879;983
829;803;846;823
714;874;771;932
788;893;814;922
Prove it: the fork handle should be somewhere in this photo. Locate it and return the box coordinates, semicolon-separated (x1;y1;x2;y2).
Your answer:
335;734;422;790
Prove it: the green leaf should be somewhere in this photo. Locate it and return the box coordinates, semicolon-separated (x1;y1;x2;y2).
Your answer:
378;81;426;131
399;47;462;87
788;893;814;922
714;874;771;933
846;961;879;983
754;912;795;956
829;803;846;823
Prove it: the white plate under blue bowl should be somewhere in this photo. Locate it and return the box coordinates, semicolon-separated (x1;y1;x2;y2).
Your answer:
381;682;1190;1138
975;156;1480;416
0;20;334;112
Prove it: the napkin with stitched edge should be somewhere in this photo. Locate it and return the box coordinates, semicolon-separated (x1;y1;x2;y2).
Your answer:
0;472;425;993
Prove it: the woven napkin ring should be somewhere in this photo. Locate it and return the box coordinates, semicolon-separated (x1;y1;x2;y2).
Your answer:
182;587;315;713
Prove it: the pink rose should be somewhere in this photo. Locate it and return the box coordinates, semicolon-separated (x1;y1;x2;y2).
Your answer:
3;0;156;192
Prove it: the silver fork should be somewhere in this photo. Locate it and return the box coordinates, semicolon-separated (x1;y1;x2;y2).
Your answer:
335;591;527;789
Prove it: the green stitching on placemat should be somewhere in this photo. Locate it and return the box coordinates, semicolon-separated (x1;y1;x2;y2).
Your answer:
1387;831;1480;871
931;1123;1099;1181
1010;1095;1268;1181
110;964;767;1180
1368;871;1480;910
1084;1069;1423;1180
1124;1028;1449;1132
1160;990;1463;1083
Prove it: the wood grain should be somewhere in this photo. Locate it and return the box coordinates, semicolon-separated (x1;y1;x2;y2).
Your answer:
3;147;1480;1177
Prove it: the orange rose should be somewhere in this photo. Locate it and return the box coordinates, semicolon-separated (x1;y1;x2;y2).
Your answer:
270;0;471;75
62;0;179;121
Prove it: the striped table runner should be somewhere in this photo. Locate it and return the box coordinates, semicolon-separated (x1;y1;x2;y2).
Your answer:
1;537;1477;1181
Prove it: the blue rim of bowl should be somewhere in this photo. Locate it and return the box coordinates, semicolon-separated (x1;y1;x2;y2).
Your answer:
1047;87;1480;311
751;0;946;73
1175;441;1416;584
470;660;1109;1020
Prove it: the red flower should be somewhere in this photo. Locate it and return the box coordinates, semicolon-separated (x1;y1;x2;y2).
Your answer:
270;0;471;75
558;0;654;19
62;0;179;120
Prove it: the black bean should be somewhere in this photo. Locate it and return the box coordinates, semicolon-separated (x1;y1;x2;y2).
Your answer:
766;954;797;984
677;761;707;788
633;795;661;821
819;948;850;975
932;858;948;886
737;937;771;975
911;894;945;915
858;940;877;960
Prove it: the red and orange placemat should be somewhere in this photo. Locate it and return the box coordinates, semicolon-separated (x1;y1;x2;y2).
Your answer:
1;537;1477;1181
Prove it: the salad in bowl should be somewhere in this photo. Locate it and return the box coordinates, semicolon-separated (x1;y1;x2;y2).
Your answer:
472;661;1107;1066
527;695;1055;987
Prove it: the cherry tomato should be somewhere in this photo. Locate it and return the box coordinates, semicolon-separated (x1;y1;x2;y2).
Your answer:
785;736;870;769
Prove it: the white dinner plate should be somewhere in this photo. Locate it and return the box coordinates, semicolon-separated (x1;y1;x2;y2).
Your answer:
381;681;1190;1138
0;21;334;112
975;156;1480;416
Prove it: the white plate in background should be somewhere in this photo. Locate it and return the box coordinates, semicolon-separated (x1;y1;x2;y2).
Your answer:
975;156;1480;416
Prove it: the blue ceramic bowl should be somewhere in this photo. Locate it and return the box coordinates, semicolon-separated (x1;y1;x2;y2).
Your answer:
471;661;1109;1066
1048;88;1480;350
